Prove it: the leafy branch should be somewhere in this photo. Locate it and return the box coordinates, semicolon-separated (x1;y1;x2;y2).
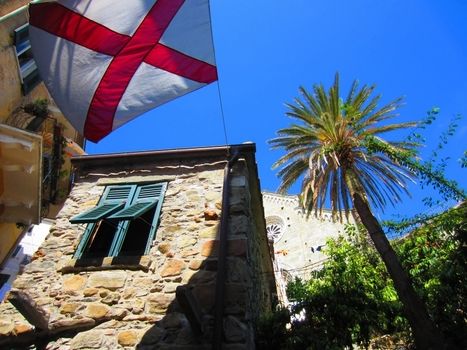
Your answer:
364;135;466;203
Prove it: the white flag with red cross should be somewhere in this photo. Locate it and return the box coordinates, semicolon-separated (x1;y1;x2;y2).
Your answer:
29;0;218;142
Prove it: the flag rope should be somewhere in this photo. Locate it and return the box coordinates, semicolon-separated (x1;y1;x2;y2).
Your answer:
216;81;229;146
208;0;229;146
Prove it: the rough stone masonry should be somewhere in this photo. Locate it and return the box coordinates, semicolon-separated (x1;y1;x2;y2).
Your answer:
0;146;276;349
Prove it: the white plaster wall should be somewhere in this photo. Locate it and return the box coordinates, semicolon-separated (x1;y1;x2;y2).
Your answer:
262;192;355;281
0;219;53;300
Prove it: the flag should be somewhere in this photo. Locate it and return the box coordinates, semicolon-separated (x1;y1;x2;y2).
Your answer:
29;0;218;142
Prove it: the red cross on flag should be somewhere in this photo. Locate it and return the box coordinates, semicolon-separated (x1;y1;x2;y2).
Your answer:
29;0;218;142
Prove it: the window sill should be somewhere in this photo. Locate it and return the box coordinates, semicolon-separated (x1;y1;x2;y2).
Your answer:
58;255;151;273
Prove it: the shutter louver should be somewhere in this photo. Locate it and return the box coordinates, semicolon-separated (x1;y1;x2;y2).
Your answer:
109;184;163;220
109;201;158;220
69;203;124;223
70;185;135;224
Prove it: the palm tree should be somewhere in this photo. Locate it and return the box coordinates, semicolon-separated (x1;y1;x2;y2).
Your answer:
269;74;445;349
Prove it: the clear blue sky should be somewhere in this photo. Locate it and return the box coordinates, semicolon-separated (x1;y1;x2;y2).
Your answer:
86;0;467;222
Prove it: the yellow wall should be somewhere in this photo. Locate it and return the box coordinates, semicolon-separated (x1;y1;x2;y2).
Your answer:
0;1;30;17
0;223;22;266
0;7;50;123
0;5;84;260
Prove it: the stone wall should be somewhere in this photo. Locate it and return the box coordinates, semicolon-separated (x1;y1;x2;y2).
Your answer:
0;154;274;349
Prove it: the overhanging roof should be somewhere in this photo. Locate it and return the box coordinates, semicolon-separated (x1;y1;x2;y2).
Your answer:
71;143;257;171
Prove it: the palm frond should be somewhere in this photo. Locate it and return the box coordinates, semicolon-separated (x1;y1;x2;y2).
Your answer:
269;73;419;216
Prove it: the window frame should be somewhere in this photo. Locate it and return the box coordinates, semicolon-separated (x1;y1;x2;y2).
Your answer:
72;183;167;259
14;23;41;95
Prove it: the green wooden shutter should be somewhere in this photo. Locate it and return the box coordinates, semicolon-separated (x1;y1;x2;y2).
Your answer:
110;183;167;256
70;185;135;223
142;183;167;254
73;185;137;258
109;183;164;220
108;200;158;220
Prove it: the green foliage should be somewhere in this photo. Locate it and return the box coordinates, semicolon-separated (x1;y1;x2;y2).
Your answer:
269;73;417;217
284;226;407;349
258;209;466;349
364;133;466;203
256;306;312;350
23;99;49;119
395;204;467;349
460;151;467;168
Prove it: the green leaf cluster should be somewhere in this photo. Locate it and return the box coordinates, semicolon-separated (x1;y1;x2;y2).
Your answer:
286;226;406;349
257;206;466;349
395;204;467;348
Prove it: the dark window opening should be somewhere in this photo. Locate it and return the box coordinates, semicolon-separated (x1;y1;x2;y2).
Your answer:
12;245;22;257
82;219;118;258
0;274;10;289
72;183;166;260
119;206;156;256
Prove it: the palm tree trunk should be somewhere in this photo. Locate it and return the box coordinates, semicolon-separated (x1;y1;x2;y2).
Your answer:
352;193;446;350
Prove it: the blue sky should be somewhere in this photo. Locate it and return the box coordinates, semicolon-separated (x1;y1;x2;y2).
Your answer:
86;0;467;222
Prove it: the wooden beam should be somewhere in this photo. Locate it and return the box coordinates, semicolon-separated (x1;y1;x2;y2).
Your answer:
8;290;49;330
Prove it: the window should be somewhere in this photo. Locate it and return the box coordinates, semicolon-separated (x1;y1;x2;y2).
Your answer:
265;216;285;242
14;24;41;94
0;274;9;290
12;245;22;257
70;183;167;259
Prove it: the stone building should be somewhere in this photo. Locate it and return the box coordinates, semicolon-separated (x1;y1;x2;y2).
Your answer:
0;1;85;299
263;192;355;286
0;143;276;349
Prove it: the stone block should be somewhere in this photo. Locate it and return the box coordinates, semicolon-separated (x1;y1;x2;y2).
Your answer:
70;329;104;349
230;175;247;187
87;271;127;290
164;282;179;294
223;315;247;343
147;293;174;314
225;284;248;315
101;292;120;305
228;215;250;236
13;323;33;335
84;303;111;319
83;288;99;297
160;259;185;277
204;209;219;221
24;260;55;273
178;237;197;249
181;248;198;258
60;303;80;314
188;259;203;270
133;277;156;289
201;240;217;256
158;242;171;254
201;239;247;257
122;288;136;299
192;283;215;313
49;317;95;331
118;329;140;347
63;275;87;291
226;259;249;283
0;318;14;336
163;224;182;236
199;225;219;239
182;269;196;283
205;191;221;202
